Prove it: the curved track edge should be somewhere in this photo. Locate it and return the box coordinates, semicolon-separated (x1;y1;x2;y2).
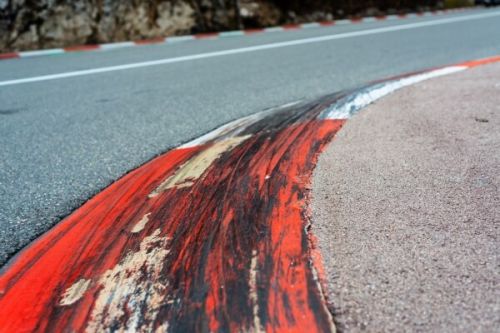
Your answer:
0;55;499;333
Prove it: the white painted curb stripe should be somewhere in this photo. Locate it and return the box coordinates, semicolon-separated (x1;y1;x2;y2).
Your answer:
264;27;285;32
19;49;65;57
301;23;322;29
166;36;196;43
220;31;246;37
335;19;351;25
100;42;135;50
325;66;467;119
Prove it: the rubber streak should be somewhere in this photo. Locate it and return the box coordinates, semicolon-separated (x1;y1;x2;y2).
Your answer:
0;55;498;333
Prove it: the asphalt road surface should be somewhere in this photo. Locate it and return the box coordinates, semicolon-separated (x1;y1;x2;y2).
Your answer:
1;7;500;266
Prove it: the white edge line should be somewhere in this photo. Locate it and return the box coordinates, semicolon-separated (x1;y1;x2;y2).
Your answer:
3;7;478;60
1;10;498;87
325;65;467;119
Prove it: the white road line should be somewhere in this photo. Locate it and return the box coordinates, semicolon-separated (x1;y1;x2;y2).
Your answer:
1;10;499;87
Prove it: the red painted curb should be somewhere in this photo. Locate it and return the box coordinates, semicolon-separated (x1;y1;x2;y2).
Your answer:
0;100;344;332
1;55;498;332
458;55;500;68
0;52;19;60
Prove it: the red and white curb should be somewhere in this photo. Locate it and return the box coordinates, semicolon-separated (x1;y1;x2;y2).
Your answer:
0;7;473;61
321;55;500;119
0;55;497;333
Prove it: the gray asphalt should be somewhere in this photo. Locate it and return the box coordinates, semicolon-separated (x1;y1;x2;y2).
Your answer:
312;63;500;332
1;8;500;266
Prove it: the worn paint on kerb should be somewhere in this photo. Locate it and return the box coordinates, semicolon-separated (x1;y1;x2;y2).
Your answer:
131;212;151;233
0;95;345;332
0;61;483;332
249;250;264;333
59;279;91;306
86;229;171;332
150;135;250;196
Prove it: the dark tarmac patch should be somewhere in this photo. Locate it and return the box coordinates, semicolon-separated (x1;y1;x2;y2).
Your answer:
475;117;489;123
0;108;22;115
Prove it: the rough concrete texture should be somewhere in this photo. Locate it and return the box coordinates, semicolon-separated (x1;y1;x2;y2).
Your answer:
312;63;500;332
0;0;224;52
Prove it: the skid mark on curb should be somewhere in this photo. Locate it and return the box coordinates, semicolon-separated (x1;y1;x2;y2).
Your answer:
0;96;344;332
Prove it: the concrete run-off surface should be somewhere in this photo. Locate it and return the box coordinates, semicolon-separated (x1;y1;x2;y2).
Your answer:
312;63;500;331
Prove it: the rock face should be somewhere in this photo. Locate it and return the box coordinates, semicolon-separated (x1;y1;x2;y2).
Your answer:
1;0;245;52
0;0;439;53
0;0;199;51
